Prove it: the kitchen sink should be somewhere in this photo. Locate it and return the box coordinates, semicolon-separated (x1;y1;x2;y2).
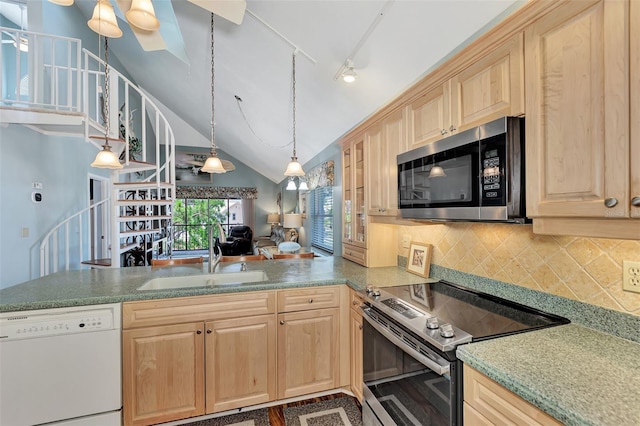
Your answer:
137;271;269;290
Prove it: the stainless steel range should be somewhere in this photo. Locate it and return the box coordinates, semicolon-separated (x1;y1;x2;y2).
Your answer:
360;280;569;426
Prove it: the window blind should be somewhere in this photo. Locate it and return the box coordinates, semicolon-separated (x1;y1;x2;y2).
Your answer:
310;186;333;253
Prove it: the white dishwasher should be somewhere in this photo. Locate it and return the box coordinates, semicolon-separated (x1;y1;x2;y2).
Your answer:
0;303;122;426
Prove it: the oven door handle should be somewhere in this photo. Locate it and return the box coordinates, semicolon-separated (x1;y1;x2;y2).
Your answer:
361;308;451;376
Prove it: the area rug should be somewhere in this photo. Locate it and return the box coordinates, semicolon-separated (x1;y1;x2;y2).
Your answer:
284;396;363;426
180;408;270;426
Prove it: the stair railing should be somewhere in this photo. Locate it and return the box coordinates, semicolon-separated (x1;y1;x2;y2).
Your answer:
82;48;175;186
39;198;111;277
0;26;82;112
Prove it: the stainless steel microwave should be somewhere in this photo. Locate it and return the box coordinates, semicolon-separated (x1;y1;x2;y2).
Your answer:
397;116;526;222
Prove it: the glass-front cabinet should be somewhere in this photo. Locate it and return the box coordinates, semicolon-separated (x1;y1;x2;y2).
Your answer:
342;137;366;249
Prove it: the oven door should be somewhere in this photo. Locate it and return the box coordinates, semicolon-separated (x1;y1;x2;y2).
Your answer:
362;308;456;426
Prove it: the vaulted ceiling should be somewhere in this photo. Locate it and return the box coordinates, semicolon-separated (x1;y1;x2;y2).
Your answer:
16;0;524;183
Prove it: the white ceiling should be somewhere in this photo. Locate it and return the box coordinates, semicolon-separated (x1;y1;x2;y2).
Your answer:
30;0;523;183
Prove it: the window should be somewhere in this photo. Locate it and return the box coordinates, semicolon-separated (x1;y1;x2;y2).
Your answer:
309;187;333;253
173;198;243;251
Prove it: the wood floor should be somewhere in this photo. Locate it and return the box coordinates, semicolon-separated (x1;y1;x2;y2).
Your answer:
267;393;360;426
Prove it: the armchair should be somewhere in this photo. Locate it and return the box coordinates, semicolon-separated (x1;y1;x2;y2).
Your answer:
215;225;253;256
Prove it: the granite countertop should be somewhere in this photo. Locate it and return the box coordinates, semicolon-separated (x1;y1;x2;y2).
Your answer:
3;257;639;425
457;324;640;426
0;256;431;312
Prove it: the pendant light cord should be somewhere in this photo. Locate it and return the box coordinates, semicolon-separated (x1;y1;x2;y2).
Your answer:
210;13;217;155
291;52;297;159
103;36;111;139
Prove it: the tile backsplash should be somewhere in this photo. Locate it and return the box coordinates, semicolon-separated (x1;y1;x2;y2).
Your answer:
397;223;640;316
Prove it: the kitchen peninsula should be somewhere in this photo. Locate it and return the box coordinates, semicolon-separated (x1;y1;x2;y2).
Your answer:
1;258;638;426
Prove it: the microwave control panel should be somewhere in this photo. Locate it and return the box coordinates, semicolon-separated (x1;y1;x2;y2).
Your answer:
481;144;506;204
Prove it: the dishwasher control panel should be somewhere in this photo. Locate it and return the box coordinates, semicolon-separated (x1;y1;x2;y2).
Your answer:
0;307;116;341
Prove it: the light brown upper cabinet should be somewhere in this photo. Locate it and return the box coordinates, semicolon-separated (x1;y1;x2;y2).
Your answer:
367;108;405;217
631;0;640;219
342;134;398;267
408;33;524;149
526;0;639;238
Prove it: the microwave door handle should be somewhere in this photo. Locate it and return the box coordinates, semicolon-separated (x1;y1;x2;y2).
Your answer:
361;308;451;376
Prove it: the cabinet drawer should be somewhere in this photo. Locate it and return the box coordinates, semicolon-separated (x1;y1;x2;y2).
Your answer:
463;365;563;425
277;286;341;312
123;291;276;329
342;244;366;266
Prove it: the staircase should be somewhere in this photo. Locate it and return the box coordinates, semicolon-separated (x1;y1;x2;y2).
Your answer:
1;27;175;274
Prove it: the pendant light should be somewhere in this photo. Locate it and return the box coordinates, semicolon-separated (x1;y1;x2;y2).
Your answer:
88;0;123;38
126;0;160;31
201;13;227;174
285;177;297;191
91;36;123;169
283;52;305;177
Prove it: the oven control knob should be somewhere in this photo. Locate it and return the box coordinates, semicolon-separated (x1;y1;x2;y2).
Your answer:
371;289;381;298
426;317;439;330
365;285;374;294
439;324;455;338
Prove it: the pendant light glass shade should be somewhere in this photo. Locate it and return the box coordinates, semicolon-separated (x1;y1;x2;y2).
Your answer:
48;0;74;6
88;0;123;38
91;141;123;169
285;178;297;191
126;0;160;31
298;179;309;191
284;157;304;176
201;152;226;173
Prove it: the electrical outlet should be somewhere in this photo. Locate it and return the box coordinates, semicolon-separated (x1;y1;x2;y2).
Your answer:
622;260;640;294
402;234;411;248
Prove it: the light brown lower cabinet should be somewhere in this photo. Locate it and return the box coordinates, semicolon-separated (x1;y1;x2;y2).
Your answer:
276;307;340;399
122;287;349;426
122;322;205;426
349;304;363;402
122;292;277;426
463;364;562;425
205;315;276;413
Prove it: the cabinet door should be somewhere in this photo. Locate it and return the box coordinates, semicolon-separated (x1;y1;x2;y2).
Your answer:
369;109;404;217
631;0;640;218
342;144;353;243
277;308;339;399
366;123;385;215
408;81;451;148
450;32;524;131
525;0;629;218
123;323;204;426
349;307;364;402
205;315;276;413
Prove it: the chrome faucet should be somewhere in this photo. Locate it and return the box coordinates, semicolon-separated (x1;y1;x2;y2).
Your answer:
209;224;221;273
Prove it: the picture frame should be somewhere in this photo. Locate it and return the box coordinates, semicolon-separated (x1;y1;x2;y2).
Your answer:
406;242;433;278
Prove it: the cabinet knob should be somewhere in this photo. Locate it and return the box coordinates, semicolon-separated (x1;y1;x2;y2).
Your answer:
632;196;640;207
440;129;448;135
308;298;314;304
196;330;202;335
352;300;359;306
604;198;618;208
359;324;363;330
449;125;457;132
206;329;212;334
279;320;285;325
